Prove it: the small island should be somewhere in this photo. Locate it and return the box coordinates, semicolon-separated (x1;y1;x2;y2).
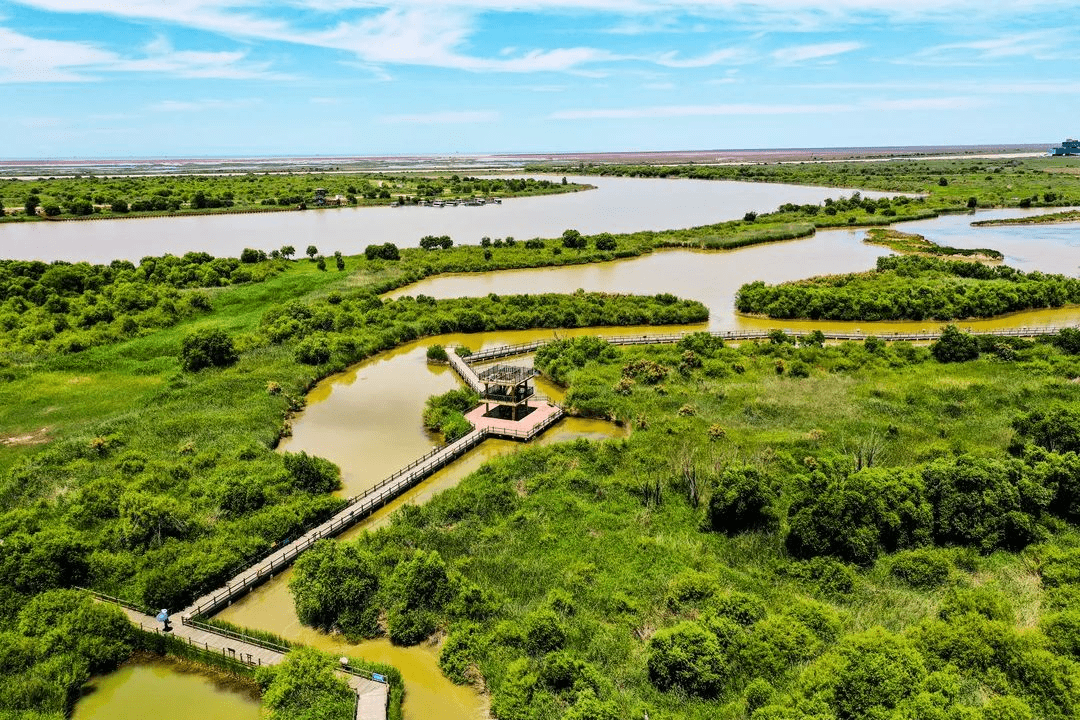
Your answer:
862;227;1003;261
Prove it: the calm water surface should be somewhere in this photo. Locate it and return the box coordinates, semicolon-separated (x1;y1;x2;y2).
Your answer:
72;659;260;720
387;208;1080;332
0;175;893;263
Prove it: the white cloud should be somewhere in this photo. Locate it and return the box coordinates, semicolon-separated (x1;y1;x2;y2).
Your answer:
772;41;864;65
899;31;1078;65
380;110;501;124
150;98;262;112
550;102;854;119
654;48;747;68
0;25;289;83
0;26;114;82
551;95;983;119
6;0;1079;79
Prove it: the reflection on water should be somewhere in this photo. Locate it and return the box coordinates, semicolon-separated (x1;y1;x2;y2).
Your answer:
224;418;626;720
72;659;260;720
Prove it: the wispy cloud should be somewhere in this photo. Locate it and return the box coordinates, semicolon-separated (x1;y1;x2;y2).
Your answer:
653;48;747;68
898;31;1077;65
772;41;863;65
551;95;980;120
150;98;262;112
380;110;501;124
0;26;289;83
0;26;113;82
550;102;854;120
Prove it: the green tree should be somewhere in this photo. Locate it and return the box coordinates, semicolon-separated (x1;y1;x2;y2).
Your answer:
290;541;380;638
709;465;776;534
280;245;296;259
282;451;340;493
595;233;617;251
306;245;319;259
179;327;238;371
647;621;729;697
259;647;354;720
562;229;585;249
24;195;40;215
931;324;980;363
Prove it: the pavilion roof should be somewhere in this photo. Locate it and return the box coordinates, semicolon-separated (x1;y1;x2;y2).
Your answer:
477;364;535;384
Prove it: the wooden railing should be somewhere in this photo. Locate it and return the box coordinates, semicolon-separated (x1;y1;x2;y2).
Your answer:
460;325;1079;363
183;616;290;654
76;586;154;616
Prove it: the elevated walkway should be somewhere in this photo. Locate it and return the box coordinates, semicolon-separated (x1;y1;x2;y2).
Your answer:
462;325;1079;363
91;596;388;720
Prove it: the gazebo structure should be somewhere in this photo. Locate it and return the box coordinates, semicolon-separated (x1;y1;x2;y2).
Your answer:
476;364;537;421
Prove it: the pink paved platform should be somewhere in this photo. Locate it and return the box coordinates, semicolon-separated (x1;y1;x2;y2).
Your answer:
464;400;562;439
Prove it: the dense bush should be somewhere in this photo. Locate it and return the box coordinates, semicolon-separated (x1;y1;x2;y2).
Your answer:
647;621;729;697
708;465;776;534
179;327;238;371
290;541;380;638
737;255;1080;322
258;647;355;720
282;451;341;493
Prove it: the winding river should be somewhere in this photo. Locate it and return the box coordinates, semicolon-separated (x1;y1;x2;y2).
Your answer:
70;180;1080;718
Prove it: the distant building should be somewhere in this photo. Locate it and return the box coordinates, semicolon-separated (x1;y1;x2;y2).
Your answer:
1051;139;1080;156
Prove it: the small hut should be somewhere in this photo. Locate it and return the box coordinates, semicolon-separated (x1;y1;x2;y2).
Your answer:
477;364;536;421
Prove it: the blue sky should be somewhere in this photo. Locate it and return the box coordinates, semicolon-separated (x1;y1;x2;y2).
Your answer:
1;1;1078;157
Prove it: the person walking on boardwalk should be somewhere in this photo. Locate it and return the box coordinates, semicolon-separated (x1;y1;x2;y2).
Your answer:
156;609;172;632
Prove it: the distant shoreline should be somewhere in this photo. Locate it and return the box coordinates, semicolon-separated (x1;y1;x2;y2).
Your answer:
0;143;1053;178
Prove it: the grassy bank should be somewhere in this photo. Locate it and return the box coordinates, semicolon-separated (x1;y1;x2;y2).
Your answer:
0;173;588;222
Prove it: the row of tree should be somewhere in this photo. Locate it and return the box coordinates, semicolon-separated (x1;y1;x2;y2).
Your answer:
736;255;1080;321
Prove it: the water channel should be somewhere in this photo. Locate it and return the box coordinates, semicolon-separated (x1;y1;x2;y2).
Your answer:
0;175;895;263
71;184;1080;718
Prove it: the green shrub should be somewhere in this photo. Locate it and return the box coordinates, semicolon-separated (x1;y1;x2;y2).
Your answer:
889;548;953;589
282;451;341;493
523;608;566;655
931;325;980;363
647;621;729;697
179;327;238;371
290;540;380;638
709;465;776;534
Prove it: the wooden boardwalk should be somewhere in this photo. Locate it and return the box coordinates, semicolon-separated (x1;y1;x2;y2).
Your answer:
78;342;568;720
100;601;388;720
463;324;1080;363
182;348;563;620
